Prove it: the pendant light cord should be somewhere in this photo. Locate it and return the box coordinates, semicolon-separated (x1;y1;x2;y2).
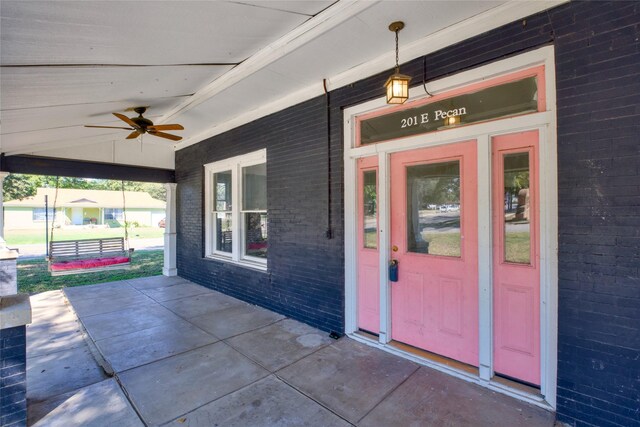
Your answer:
323;78;332;239
394;23;432;97
395;29;400;71
422;55;433;97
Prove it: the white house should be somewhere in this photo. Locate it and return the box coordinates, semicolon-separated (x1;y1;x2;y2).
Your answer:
4;188;165;229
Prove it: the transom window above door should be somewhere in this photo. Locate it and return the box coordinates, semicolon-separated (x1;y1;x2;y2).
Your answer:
356;66;545;147
204;149;267;269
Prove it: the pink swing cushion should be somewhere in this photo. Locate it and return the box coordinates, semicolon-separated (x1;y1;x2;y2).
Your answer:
50;256;130;271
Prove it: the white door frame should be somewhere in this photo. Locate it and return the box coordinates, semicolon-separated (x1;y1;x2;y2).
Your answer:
343;45;558;409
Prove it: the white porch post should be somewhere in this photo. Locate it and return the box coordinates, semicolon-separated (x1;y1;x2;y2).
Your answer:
0;171;20;297
162;183;177;276
0;172;9;240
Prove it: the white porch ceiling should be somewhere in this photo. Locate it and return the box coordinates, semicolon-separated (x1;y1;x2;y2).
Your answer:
0;0;564;170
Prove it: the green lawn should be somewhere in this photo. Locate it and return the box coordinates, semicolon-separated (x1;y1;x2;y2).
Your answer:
504;231;531;264
6;227;164;245
365;230;531;262
365;230;377;248
425;231;531;261
424;232;461;257
18;249;164;294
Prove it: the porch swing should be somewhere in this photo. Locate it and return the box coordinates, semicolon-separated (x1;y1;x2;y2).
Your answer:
47;178;134;276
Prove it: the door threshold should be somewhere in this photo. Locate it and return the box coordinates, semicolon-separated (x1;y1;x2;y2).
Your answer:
348;332;553;411
389;340;479;376
355;329;379;341
352;331;480;381
492;374;542;397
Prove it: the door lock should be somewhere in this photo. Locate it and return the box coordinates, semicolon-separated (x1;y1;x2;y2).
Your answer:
389;259;399;282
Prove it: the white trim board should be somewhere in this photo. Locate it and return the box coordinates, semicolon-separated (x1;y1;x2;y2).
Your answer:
162;1;379;125
203;149;268;270
175;0;568;151
343;45;558;409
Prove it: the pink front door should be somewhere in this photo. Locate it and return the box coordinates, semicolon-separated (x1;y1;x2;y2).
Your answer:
492;131;541;385
390;141;479;366
357;156;379;334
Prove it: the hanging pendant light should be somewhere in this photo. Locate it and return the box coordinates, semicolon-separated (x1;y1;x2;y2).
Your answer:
385;21;411;104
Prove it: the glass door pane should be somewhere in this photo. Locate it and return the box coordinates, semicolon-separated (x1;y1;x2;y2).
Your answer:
406;161;461;257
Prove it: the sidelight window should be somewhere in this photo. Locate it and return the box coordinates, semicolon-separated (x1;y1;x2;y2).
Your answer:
503;152;531;264
362;170;378;249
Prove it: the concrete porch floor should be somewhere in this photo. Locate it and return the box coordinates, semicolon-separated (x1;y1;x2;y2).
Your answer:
26;277;556;426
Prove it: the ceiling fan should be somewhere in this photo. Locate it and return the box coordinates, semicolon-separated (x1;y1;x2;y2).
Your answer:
84;107;184;141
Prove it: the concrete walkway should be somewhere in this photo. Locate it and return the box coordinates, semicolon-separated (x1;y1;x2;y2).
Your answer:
27;277;556;426
26;291;141;426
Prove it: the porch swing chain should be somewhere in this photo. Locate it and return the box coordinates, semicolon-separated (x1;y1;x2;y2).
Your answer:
121;180;131;252
48;176;60;260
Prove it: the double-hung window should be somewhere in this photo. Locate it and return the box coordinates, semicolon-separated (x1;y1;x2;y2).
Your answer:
204;149;267;268
104;208;124;221
32;208;55;221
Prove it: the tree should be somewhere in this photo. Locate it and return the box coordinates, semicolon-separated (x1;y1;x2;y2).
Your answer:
3;174;166;201
85;179;164;201
3;174;38;201
141;183;166;202
58;177;93;189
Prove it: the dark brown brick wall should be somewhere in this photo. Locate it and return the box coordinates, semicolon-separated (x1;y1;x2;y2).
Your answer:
176;2;640;425
1;326;27;427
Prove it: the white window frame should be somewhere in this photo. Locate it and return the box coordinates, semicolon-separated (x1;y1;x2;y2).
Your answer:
32;207;55;222
104;208;124;221
204;149;267;270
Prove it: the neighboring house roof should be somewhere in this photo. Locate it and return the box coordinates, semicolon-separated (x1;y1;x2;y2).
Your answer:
70;198;97;204
5;188;166;209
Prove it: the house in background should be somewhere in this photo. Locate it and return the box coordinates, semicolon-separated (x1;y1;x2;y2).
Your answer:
4;188;165;229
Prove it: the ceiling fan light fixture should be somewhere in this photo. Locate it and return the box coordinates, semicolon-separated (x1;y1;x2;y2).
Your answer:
85;107;184;142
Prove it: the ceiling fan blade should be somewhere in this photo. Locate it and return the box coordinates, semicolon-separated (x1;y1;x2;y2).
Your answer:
126;131;141;139
84;125;134;130
113;113;139;128
148;131;182;141
147;124;184;131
